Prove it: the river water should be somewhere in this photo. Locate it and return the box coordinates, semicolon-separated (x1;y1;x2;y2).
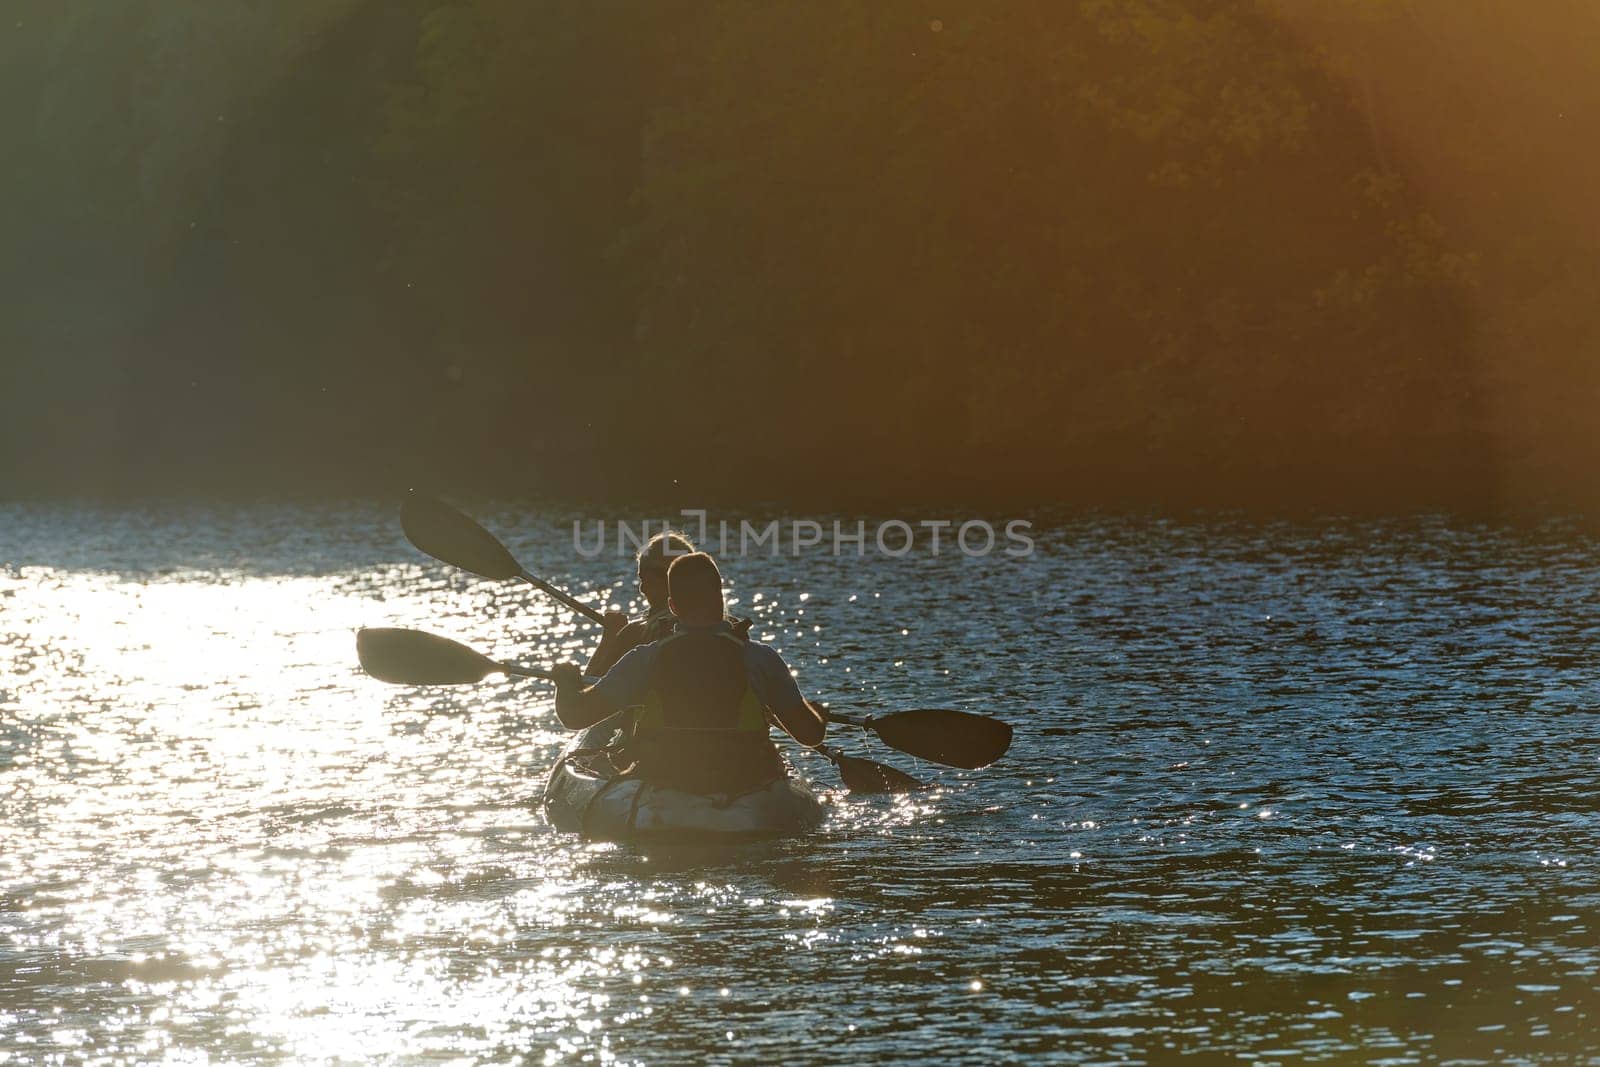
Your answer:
2;501;1597;1064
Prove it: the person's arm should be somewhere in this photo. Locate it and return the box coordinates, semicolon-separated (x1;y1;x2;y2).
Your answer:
748;645;826;747
769;698;827;748
552;645;653;731
551;664;616;729
585;613;642;677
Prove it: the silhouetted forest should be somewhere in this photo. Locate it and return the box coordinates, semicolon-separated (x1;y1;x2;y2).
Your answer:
3;1;1595;509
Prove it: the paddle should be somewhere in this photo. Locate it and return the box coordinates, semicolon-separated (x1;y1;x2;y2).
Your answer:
400;492;604;623
354;627;925;793
825;708;1012;770
357;627;555;684
818;745;925;793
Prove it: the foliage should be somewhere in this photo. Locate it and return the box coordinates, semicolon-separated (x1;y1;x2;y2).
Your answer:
4;0;1580;509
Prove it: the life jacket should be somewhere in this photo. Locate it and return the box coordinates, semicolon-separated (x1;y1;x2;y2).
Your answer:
627;627;783;794
639;608;743;645
641;605;678;643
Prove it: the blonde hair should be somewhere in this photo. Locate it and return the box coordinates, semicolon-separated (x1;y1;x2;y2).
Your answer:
637;530;695;573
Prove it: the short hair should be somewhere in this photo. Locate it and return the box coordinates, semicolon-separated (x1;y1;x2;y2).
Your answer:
637;530;695;574
667;552;723;615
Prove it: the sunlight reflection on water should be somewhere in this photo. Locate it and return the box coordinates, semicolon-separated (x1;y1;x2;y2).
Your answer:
3;502;1599;1063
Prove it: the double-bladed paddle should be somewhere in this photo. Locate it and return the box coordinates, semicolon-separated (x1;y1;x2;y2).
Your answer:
358;624;1007;772
354;626;922;794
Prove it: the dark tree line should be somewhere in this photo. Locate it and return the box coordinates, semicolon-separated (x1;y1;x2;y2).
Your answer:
2;1;1591;510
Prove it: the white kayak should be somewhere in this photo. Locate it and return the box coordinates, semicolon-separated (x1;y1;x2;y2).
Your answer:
542;717;824;841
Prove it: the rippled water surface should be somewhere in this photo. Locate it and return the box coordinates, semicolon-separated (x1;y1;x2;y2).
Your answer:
3;501;1598;1064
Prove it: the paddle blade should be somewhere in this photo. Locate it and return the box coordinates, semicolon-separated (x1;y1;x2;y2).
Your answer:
830;750;924;794
356;627;500;685
400;492;521;580
870;709;1013;769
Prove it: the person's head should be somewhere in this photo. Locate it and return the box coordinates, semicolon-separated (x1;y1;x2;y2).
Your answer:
667;552;724;626
637;530;695;609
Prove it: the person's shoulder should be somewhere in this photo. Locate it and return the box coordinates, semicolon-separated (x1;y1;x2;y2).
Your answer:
607;640;660;676
743;640;790;670
619;637;661;661
641;614;678;643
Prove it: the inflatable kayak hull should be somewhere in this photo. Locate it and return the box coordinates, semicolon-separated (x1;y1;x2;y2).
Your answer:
542;718;823;841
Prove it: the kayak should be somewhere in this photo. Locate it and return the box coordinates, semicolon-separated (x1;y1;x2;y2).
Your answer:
542;716;824;841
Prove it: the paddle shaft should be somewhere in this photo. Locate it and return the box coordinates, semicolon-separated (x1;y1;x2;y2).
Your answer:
506;663;600;686
518;568;603;624
503;662;554;681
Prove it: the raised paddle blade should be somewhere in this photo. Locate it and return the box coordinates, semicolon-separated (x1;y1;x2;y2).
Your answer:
400;492;521;580
829;750;924;794
869;709;1013;769
356;627;502;685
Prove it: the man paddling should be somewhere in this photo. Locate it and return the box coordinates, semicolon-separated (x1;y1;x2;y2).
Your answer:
553;552;826;794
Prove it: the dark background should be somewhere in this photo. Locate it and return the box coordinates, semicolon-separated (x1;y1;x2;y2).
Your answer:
4;1;1596;510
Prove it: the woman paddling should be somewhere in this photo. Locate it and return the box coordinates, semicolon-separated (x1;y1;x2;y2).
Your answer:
584;530;694;677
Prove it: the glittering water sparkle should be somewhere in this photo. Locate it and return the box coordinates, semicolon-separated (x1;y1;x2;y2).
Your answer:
2;501;1597;1063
